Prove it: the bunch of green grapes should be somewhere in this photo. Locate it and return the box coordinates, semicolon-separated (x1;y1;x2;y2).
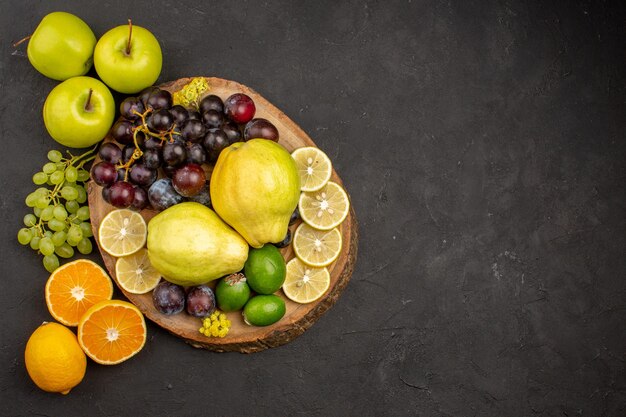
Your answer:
17;149;96;272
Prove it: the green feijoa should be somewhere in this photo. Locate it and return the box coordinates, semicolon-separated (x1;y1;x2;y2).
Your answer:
215;273;251;312
243;294;286;327
244;244;286;295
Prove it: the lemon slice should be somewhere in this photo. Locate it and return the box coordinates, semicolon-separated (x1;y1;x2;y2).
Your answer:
283;258;331;303
298;181;350;230
293;223;342;267
115;248;161;294
98;209;147;257
291;147;332;192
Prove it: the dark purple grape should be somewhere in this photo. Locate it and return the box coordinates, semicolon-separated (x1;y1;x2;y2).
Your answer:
188;110;201;121
108;181;135;208
221;120;242;144
147;109;174;132
144;137;163;150
142;148;162;169
186;285;216;317
148;179;184;210
122;144;137;164
102;186;112;203
129;164;157;187
162;140;187;167
273;229;292;248
187;183;211;207
162;165;176;178
289;207;300;225
203;129;230;162
139;86;159;106
120;97;145;120
169;105;189;126
224;93;255;124
173;164;206;197
181;119;206;143
152;281;185;315
98;142;122;164
201;109;224;129
116;167;128;182
91;161;118;186
111;120;134;145
244;118;279;142
131;186;149;211
146;89;172;110
186;143;207;165
199;94;224;114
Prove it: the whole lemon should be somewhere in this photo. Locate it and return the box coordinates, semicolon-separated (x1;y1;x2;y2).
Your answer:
210;139;300;248
24;322;87;395
147;202;249;286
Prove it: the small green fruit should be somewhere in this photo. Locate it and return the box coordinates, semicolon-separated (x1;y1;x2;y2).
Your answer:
243;295;286;327
215;273;251;312
244;244;286;295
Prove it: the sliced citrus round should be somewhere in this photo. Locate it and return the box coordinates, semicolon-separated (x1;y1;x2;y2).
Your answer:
115;248;161;294
283;258;331;303
293;223;342;267
98;209;147;257
77;300;147;365
45;259;114;327
298;181;350;230
291;147;332;192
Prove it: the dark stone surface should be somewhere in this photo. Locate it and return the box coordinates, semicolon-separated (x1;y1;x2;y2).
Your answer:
1;1;625;416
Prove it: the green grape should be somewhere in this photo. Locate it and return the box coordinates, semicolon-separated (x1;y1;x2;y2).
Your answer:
66;200;79;214
46;178;54;186
25;193;38;207
65;166;78;182
55;243;74;258
43;254;60;273
39;237;55;256
30;236;41;250
23;214;38;227
67;226;83;246
47;150;63;163
50;171;65;185
33;207;42;217
76;206;90;221
35;187;49;196
33;172;48;185
51;231;67;247
35;196;51;209
76;186;87;204
17;228;33;245
47;218;66;232
79;222;93;238
53;205;68;221
44;230;53;238
43;162;57;174
56;162;66;171
77;238;93;255
61;186;78;201
77;169;90;182
40;206;54;221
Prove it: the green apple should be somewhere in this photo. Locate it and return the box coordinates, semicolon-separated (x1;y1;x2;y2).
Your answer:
26;12;96;80
94;20;162;94
43;76;115;148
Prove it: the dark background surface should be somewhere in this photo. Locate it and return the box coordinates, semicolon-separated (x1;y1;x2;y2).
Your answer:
1;1;625;416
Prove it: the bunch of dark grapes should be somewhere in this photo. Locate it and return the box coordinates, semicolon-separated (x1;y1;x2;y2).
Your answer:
91;86;280;211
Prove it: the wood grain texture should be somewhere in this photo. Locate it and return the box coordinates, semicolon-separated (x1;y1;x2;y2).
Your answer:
87;77;358;353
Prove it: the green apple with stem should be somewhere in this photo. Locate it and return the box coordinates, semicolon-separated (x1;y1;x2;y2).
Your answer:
43;76;115;148
94;19;162;94
16;11;96;81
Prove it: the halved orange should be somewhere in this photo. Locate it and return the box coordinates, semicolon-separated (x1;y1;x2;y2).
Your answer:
77;300;147;365
45;260;114;327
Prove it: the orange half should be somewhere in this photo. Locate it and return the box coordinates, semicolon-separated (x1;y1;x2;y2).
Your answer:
45;260;114;327
78;300;147;365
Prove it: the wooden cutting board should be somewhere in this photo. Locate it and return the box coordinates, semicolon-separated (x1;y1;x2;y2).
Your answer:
87;77;358;353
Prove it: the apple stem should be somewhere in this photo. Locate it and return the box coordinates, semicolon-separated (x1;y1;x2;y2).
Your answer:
84;88;94;112
125;19;133;56
13;35;31;48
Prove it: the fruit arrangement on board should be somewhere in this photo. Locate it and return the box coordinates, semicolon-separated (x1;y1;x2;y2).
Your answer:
14;11;356;394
